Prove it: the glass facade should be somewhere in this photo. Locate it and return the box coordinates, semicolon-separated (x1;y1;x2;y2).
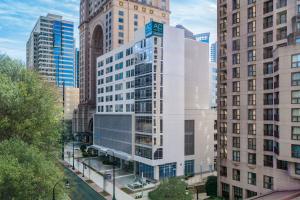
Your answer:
136;162;154;179
53;20;75;87
159;162;177;179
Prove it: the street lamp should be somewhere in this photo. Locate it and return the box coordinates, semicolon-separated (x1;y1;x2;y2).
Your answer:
52;179;70;200
106;150;116;200
72;135;75;170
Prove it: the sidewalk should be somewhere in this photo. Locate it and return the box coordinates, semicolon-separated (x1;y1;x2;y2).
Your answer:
61;160;112;200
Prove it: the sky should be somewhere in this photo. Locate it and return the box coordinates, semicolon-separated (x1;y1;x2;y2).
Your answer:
0;0;216;62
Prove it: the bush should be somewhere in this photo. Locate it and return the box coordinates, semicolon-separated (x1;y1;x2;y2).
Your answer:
205;176;217;197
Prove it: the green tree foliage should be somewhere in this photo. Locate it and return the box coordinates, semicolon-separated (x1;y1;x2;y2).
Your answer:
0;55;62;155
0;55;66;199
148;178;193;200
0;139;65;200
205;176;218;197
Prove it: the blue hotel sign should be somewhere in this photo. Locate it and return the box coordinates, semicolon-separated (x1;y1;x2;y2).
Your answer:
145;21;164;38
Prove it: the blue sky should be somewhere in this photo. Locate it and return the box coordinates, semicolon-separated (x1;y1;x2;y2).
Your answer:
0;0;216;62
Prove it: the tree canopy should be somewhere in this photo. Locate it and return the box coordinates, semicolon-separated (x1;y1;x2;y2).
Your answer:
0;55;66;199
0;54;62;155
0;139;65;200
148;178;193;200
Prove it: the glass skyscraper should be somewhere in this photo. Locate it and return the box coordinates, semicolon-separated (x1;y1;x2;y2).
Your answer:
26;13;76;87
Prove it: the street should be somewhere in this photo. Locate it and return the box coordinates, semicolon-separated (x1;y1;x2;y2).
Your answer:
64;167;106;200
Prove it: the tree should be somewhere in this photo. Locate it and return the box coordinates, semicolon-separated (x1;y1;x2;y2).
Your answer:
205;176;218;197
148;178;193;200
0;54;62;156
0;139;66;200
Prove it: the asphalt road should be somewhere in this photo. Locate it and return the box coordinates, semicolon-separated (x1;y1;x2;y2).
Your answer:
64;167;106;200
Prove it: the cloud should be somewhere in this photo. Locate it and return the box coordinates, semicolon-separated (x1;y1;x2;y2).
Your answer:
0;0;217;61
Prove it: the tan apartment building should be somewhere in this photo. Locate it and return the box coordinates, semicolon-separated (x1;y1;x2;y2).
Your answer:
217;0;300;199
73;0;170;135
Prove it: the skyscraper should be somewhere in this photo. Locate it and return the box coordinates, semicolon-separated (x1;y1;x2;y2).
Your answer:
26;13;76;87
210;41;217;63
217;0;300;199
74;0;170;135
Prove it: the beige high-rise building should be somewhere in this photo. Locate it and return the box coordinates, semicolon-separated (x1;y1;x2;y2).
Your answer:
73;0;170;134
217;0;300;199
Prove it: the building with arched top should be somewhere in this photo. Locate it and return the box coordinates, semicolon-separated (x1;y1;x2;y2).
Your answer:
74;0;170;136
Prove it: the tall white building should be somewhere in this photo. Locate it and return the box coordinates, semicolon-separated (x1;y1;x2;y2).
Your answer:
92;21;216;180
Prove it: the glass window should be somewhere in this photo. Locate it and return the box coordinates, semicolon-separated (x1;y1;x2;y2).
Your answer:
159;162;177;179
292;144;300;158
292;54;300;68
248;138;256;150
292;108;300;122
248;172;256;185
248;153;256;164
233;137;240;148
292;127;300;140
248;65;256;77
263;175;273;189
233;186;243;200
184;160;195;176
291;90;300;104
295;163;300;175
185;120;195;156
232;169;240;181
233;150;240;162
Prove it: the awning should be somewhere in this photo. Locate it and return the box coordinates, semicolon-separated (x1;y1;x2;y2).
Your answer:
88;145;133;161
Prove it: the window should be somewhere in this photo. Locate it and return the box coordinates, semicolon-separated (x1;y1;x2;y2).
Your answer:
221;183;230;199
233;150;240;162
264;109;273;121
233;137;240;148
233;81;240;92
292;144;300;158
292;127;300;140
233;123;240;134
232;0;240;10
264;139;273;152
232;12;240;24
233;95;240;106
263;175;273;190
264;0;273;14
232;169;240;181
264;46;273;59
248;124;256;135
220;166;227;177
295;163;300;175
233;109;240;120
248;21;256;33
233;186;243;200
159;163;176;179
263;16;273;29
248;172;256;185
277;11;287;25
277;160;288;170
264;93;273;105
264;31;273;44
248;50;256;62
248;94;256;105
292;54;300;68
264;124;273;136
292;72;300;86
184;160;194;176
292;108;300;122
233;40;240;51
248;65;256;77
248;35;256;47
232;67;240;78
277;0;287;8
232;53;240;65
248;6;256;19
264;62;273;74
185;120;195;156
277;27;287;40
292;91;300;104
248;153;256;164
264;155;273;167
233;26;240;37
248;79;256;91
248;0;256;5
247;190;257;198
248;138;256;150
264;78;273;90
248;109;256;120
